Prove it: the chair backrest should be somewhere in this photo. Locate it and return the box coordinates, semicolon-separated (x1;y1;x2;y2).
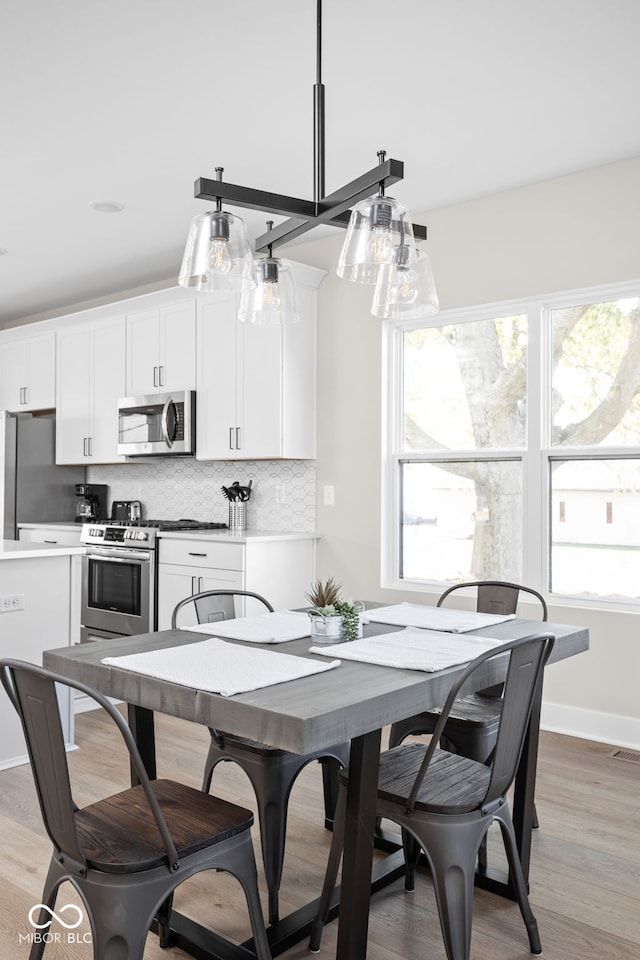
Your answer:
0;658;180;872
437;580;548;621
405;633;555;814
171;589;274;629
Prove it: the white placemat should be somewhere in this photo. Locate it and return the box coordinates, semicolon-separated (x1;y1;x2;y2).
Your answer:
310;627;504;672
102;638;340;697
367;603;515;632
184;611;311;643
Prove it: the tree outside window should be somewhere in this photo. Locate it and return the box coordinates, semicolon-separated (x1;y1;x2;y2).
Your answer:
395;293;640;601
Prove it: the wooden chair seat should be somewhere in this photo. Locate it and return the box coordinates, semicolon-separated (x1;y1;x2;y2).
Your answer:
434;693;502;730
374;745;491;815
75;779;254;874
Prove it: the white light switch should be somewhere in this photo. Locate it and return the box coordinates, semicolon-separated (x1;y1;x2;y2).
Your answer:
323;484;335;506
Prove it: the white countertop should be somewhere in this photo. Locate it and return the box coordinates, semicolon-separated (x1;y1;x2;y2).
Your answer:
157;529;318;544
0;540;85;560
17;523;318;544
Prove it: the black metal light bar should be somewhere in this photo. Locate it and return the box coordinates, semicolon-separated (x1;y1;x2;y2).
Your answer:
192;0;427;255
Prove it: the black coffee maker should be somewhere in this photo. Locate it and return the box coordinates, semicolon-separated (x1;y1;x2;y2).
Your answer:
75;484;109;523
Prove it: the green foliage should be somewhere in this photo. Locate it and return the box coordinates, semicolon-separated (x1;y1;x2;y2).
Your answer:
334;600;361;642
306;578;361;642
305;577;341;608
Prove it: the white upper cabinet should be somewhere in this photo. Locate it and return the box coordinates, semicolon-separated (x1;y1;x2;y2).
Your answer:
56;314;126;464
196;267;320;461
0;332;55;411
126;299;196;396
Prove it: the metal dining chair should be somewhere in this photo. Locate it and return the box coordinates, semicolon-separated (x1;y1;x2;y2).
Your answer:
310;632;555;960
388;581;547;756
171;589;349;925
386;581;547;844
0;658;272;960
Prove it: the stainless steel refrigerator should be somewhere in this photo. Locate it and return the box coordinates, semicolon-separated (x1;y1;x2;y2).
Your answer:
0;411;85;540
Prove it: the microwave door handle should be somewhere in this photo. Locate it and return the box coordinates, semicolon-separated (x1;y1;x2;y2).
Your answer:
161;396;176;448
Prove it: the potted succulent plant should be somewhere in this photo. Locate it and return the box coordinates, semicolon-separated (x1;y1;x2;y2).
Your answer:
306;577;363;643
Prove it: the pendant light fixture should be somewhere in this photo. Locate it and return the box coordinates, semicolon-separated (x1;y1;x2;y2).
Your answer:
179;0;436;320
371;249;439;320
370;213;439;319
179;167;255;293
336;151;418;285
238;222;302;325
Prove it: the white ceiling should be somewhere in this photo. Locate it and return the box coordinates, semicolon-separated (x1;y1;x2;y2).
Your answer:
2;0;640;326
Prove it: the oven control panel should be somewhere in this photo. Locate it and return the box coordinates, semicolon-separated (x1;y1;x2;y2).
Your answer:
81;523;154;547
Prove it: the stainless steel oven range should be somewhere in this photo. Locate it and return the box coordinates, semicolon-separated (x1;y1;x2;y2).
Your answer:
80;519;227;643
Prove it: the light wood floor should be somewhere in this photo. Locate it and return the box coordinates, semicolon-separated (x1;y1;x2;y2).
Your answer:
1;709;638;960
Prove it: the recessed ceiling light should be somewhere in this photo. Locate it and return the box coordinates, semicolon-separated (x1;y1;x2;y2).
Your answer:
89;200;124;214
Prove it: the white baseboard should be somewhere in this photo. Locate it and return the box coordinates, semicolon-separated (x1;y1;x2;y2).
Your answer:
541;701;640;750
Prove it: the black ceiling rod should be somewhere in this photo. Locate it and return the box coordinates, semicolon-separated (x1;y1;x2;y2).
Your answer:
314;0;325;209
192;0;428;252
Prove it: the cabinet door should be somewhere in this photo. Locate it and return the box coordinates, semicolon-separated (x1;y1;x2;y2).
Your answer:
126;309;160;395
156;565;197;630
0;340;26;410
239;321;283;458
25;333;56;410
19;527;83;546
156;564;244;629
0;335;55;411
56;327;91;463
90;315;126;462
196;296;239;459
127;301;196;396
159;301;196;392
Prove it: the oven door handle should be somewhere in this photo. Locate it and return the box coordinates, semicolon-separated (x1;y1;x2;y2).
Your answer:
85;551;151;563
161;395;176;449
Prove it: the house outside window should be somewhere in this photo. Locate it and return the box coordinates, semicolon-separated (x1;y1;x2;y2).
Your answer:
384;282;640;606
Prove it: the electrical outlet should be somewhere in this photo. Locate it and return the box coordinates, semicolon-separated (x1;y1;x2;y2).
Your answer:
323;484;335;506
0;593;25;612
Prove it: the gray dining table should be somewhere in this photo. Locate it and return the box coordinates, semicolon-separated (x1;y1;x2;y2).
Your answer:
43;614;588;960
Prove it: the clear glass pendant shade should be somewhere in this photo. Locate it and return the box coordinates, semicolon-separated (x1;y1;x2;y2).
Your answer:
371;248;439;320
178;210;255;293
237;256;301;325
337;194;416;284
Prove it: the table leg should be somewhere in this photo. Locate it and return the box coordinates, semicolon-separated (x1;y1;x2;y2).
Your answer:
126;704;156;783
512;680;542;877
336;729;382;960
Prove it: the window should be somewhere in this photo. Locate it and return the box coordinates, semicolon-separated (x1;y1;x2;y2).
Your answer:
386;283;640;605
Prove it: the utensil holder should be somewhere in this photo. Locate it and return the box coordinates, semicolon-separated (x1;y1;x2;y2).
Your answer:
229;502;247;533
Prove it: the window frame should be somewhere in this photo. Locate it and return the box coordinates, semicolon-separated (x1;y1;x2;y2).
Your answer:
382;279;640;613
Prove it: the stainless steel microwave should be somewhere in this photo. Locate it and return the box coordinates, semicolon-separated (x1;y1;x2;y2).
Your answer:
117;391;195;457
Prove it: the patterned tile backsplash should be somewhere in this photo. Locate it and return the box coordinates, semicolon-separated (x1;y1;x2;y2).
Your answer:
87;459;316;531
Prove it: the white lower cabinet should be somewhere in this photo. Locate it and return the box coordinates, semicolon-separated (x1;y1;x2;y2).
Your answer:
157;566;244;628
18;525;83;546
156;535;316;630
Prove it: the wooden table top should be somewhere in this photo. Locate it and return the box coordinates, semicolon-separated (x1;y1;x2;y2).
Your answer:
44;618;588;755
